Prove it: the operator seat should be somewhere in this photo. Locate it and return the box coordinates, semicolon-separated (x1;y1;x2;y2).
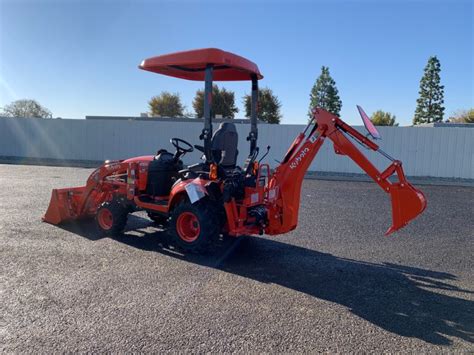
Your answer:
211;122;238;169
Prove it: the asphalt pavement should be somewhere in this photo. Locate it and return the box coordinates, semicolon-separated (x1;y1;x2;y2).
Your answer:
1;164;473;352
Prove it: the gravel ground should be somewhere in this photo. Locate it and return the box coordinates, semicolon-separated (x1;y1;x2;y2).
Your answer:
1;164;473;353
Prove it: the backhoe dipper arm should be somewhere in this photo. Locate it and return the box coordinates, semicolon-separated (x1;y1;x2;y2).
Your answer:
265;108;426;236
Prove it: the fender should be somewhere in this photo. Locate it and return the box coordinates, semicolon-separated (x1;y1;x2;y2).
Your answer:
168;177;210;210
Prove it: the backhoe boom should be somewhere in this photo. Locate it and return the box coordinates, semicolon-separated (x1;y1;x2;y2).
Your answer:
265;108;426;236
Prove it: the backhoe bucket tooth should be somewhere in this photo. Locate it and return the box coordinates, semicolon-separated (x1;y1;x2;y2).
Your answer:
42;187;86;225
386;183;427;235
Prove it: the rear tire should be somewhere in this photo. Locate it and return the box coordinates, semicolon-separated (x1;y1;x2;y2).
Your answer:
169;200;220;253
96;201;128;236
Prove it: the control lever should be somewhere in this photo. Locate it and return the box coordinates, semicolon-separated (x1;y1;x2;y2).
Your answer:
243;147;260;175
259;145;271;163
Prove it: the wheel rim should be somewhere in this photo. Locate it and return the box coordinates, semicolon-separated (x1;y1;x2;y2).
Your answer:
98;208;114;230
176;212;200;242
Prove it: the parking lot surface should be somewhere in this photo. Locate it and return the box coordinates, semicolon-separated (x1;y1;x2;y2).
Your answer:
1;164;473;352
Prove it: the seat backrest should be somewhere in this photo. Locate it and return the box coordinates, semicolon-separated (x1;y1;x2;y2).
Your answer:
211;122;238;168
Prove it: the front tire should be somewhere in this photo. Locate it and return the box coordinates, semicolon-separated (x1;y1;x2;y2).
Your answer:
169;200;220;253
96;201;128;236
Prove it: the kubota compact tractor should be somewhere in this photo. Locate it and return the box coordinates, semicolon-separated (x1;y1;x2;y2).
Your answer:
43;48;426;253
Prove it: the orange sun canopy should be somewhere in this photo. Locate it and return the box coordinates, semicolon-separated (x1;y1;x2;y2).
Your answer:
139;48;263;81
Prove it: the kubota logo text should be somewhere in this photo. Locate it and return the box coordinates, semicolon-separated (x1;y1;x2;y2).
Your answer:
290;148;310;169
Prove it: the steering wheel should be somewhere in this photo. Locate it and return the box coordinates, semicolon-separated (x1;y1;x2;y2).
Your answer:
170;138;194;154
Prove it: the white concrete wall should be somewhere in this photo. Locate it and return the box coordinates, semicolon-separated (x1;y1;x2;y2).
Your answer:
0;117;472;179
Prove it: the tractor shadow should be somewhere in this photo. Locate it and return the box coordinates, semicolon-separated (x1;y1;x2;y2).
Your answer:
59;214;474;346
224;237;474;346
58;213;237;267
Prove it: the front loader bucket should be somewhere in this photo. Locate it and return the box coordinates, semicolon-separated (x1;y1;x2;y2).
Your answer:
42;187;87;225
386;182;427;236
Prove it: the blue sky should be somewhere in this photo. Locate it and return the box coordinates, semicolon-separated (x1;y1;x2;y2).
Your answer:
0;0;472;125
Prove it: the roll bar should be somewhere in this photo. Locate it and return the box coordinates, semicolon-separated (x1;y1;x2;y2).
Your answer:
248;74;259;156
201;64;213;162
200;66;259;162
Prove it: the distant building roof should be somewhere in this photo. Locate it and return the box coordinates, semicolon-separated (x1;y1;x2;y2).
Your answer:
414;122;474;128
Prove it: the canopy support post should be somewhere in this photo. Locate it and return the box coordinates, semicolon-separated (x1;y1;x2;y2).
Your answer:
248;74;259;155
202;64;213;162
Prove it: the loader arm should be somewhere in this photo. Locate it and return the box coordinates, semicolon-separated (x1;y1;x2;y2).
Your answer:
265;108;426;236
43;160;129;224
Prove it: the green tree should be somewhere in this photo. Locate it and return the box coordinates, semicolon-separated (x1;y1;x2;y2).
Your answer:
448;109;474;123
1;99;52;118
193;85;238;118
308;66;342;118
413;56;445;125
370;110;398;126
148;91;184;117
243;87;282;124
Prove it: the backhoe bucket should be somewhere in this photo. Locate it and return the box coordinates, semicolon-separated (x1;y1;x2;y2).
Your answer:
42;186;87;225
386;182;426;235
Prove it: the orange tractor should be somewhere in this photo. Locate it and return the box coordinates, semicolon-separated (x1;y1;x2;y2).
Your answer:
43;48;426;252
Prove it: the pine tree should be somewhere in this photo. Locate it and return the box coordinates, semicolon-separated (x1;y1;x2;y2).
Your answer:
308;66;342;118
413;56;445;125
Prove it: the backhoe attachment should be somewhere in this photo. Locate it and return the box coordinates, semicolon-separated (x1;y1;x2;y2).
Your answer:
267;108;426;236
322;108;426;235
